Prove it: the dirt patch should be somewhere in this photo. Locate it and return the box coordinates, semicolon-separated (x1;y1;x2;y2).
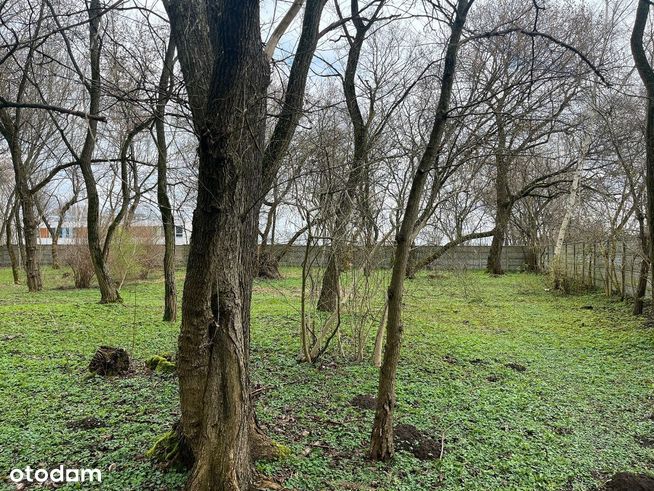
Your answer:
486;374;500;382
350;394;377;410
0;334;21;341
637;436;654;448
505;362;527;372
442;355;458;364
67;416;106;430
394;423;442;460
603;472;654;490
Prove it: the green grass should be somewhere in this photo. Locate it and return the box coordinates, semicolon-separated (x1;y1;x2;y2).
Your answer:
0;267;653;490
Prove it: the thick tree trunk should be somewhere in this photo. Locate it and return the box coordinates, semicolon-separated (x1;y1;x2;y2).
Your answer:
317;255;340;311
370;0;470;461
486;203;511;275
19;194;42;291
167;0;325;486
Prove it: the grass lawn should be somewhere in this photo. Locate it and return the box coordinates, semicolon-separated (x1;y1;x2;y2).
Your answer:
0;267;653;490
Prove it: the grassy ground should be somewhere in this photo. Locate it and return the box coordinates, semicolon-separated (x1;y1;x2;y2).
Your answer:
0;267;653;490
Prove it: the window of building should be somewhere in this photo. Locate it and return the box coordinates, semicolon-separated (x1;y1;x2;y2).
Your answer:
175;225;184;238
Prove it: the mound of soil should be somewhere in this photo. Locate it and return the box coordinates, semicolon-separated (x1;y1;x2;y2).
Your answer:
603;472;654;491
394;423;442;460
505;362;527;372
89;346;130;376
67;416;106;430
350;394;377;410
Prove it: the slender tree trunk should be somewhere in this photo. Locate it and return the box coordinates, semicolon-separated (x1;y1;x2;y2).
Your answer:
80;0;120;304
632;0;654;311
370;0;471;460
551;153;585;288
6;199;20;284
154;36;177;322
317;5;375;311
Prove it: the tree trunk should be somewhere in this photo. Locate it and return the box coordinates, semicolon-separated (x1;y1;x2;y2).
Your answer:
370;0;470;461
20;193;42;291
634;211;649;315
486;203;511;275
316;6;373;312
631;0;654;312
155;36;177;322
6;200;20;285
80;0;121;304
167;0;325;486
317;255;340;311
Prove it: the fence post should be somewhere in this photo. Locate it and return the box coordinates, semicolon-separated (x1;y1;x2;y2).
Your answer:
581;242;586;285
621;241;626;300
590;242;597;288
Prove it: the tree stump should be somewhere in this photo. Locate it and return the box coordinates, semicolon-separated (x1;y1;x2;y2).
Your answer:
89;346;130;376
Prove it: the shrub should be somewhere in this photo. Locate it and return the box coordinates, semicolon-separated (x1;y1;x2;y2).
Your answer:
61;243;95;288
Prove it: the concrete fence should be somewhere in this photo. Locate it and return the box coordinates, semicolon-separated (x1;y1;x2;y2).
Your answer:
0;244;534;272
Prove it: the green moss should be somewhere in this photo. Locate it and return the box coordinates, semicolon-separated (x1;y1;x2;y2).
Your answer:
271;440;291;460
145;354;176;374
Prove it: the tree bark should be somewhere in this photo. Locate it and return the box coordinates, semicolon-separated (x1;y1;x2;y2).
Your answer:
166;0;326;488
154;36;177;322
631;0;654;310
634;211;650;315
78;0;121;303
6;198;20;285
487;108;511;276
370;0;471;461
486;202;511;275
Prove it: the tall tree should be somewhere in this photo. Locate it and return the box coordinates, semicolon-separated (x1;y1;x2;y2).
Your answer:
631;0;654;310
370;0;473;461
164;0;326;488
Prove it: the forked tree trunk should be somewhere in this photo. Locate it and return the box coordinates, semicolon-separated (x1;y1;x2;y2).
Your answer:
80;0;121;304
166;0;326;488
317;4;375;312
370;0;471;461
